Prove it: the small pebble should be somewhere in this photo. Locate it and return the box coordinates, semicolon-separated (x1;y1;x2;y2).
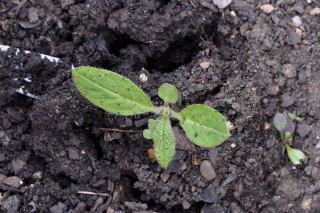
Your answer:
300;196;312;210
281;64;296;78
0;174;7;183
230;143;237;148
200;61;211;69
12;159;26;174
292;16;302;27
28;7;39;23
309;8;320;16
1;195;20;211
3;176;23;188
230;11;236;17
260;4;275;14
139;73;148;82
32;171;43;180
147;148;155;159
213;0;232;9
200;160;216;181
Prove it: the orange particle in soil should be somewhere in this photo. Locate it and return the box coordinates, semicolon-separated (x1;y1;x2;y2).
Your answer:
191;154;199;166
148;148;156;159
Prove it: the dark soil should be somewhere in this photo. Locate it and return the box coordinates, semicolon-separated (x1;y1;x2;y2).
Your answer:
1;0;320;212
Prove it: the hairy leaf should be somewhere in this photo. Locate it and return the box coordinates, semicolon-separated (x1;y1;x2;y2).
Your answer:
152;116;175;168
72;66;154;115
285;144;305;165
178;104;230;147
158;83;178;104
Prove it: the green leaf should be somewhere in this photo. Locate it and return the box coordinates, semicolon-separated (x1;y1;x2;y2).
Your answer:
273;113;287;132
72;66;154;115
178;104;230;147
288;112;303;122
158;83;179;104
285;144;305;165
152;116;175;168
143;129;152;139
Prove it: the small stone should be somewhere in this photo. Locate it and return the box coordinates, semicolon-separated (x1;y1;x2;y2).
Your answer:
32;171;43;180
147;148;155;159
277;176;304;200
0;174;7;183
293;1;304;14
208;149;219;164
260;4;275;14
267;85;280;96
229;11;236;17
213;0;232;9
3;176;23;188
230;143;236;148
200;185;219;203
231;102;241;111
28;7;39;23
124;201;147;211
227;121;236;131
297;123;311;138
139;73;148;82
311;167;320;180
292;16;302;27
160;173;170;182
300;196;312;210
282;64;296;78
287;30;301;45
1;195;20;211
295;28;303;36
50;202;66;213
264;123;271;130
200;61;211;69
309;8;320;16
200;160;216;181
182;200;191;209
68;147;80;160
12;159;26;174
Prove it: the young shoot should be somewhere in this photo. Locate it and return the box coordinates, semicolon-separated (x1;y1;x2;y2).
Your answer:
273;112;305;165
72;67;230;167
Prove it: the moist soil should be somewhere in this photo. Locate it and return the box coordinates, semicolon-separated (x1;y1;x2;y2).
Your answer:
1;0;320;212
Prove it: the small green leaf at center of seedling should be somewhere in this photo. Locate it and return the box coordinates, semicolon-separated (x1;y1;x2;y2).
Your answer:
158;83;179;104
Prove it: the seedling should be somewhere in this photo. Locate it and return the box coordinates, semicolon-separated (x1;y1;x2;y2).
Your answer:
72;67;230;167
288;112;303;122
273;112;305;165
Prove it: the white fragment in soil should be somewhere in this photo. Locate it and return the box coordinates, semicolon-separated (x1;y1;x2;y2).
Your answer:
292;16;302;27
309;8;320;16
213;0;232;9
0;44;60;63
230;11;237;17
40;54;60;63
23;77;32;82
260;4;275;14
139;73;148;82
316;143;320;149
15;87;40;99
0;45;10;52
200;61;211;69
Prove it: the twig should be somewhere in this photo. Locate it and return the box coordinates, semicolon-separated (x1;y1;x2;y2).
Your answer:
78;191;110;197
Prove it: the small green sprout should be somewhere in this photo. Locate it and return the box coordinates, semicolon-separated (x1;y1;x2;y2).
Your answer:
72;67;230;167
288;112;303;122
273;112;305;165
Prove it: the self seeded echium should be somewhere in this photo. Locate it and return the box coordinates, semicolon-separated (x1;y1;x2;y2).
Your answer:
72;67;230;167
